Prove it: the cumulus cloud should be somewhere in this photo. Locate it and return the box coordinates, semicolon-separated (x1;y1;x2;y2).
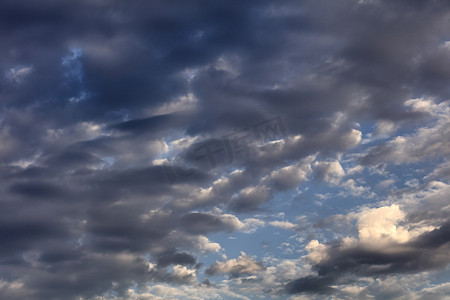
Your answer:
262;155;315;190
286;203;450;295
229;185;272;212
206;252;266;278
314;160;346;185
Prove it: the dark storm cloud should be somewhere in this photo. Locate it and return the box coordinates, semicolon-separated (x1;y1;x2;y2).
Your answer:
0;219;68;251
285;275;337;295
1;0;450;299
8;181;63;198
43;150;102;170
0;0;277;123
411;221;450;249
156;251;197;268
111;113;188;135
1;0;448;126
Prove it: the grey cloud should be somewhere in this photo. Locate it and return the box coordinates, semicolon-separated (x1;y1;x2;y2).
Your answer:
228;185;272;213
179;212;242;234
8;181;63;199
286;220;450;295
425;161;450;181
285;275;337;295
156;251;197;268
1;0;450;299
206;252;266;278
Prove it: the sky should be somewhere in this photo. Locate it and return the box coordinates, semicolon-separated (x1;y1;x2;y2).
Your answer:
1;0;450;299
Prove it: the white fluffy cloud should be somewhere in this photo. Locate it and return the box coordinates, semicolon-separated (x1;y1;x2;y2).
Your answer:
357;204;411;246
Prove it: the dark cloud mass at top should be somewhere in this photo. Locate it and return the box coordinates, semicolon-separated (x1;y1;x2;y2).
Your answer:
1;0;450;299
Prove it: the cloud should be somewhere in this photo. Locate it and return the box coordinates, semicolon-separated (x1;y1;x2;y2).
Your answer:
357;204;411;245
156;251;196;268
1;0;450;299
228;185;272;212
286;203;450;295
262;155;315;190
179;212;245;234
374;119;396;137
4;65;33;83
361;99;450;165
171;265;197;284
206;252;266;278
270;221;298;231
425;161;450;181
314;160;345;185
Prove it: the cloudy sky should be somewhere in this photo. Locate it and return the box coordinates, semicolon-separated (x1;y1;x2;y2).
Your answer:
1;0;450;299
